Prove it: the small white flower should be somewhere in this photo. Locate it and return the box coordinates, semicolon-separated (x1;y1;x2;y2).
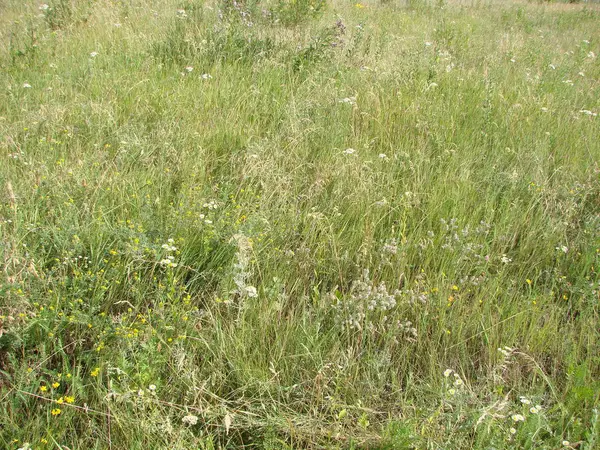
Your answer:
549;64;556;70
529;406;539;414
90;51;98;58
149;384;156;391
510;58;516;63
443;369;453;378
520;397;531;405
339;96;357;105
343;148;356;155
447;388;456;395
588;51;596;59
501;254;512;264
509;427;517;435
378;153;387;159
563;80;574;86
541;107;549;113
425;41;432;46
562;441;570;447
245;286;258;298
182;414;199;425
578;72;585;77
39;4;49;11
582;40;590;44
185;66;194;73
201;73;212;80
511;414;525;422
453;378;463;387
204;219;213;225
23;83;32;88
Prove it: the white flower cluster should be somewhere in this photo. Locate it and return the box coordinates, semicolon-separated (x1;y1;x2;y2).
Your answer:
231;234;257;300
159;238;178;268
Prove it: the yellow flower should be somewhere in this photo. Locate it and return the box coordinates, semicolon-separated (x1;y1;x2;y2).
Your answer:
65;396;75;404
526;279;532;285
452;285;459;291
52;382;60;389
51;408;62;416
41;438;49;444
355;3;366;8
40;385;48;392
91;367;100;377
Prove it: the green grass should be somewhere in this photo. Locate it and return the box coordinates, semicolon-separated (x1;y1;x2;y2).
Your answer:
1;0;599;448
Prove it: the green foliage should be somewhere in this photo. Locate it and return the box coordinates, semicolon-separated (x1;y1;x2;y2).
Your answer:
274;0;328;26
0;0;599;448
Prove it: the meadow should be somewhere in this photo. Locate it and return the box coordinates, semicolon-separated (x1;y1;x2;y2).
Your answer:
1;0;599;448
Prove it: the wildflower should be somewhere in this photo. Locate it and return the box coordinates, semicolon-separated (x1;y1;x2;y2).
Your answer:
530;406;539;414
343;148;356;155
41;439;48;444
588;51;596;59
149;384;156;391
453;378;463;387
541;107;549;113
90;52;98;58
444;369;453;377
501;254;512;264
52;382;60;389
40;385;48;392
23;83;32;88
509;427;517;435
447;388;456;395
182;414;199;425
185;66;193;73
201;73;212;80
511;414;525;422
562;441;570;447
65;396;75;404
355;3;366;8
90;367;100;377
425;41;432;46
526;279;532;285
51;408;62;416
245;286;258;298
339;96;357;105
56;397;64;404
39;4;50;10
520;397;531;405
378;153;387;159
510;58;516;63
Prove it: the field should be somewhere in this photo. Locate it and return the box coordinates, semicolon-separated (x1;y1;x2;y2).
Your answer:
1;0;599;448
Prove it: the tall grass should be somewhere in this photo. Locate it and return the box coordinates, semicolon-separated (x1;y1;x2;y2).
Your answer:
1;0;599;448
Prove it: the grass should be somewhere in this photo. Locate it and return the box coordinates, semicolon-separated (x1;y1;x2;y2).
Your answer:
0;0;599;448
